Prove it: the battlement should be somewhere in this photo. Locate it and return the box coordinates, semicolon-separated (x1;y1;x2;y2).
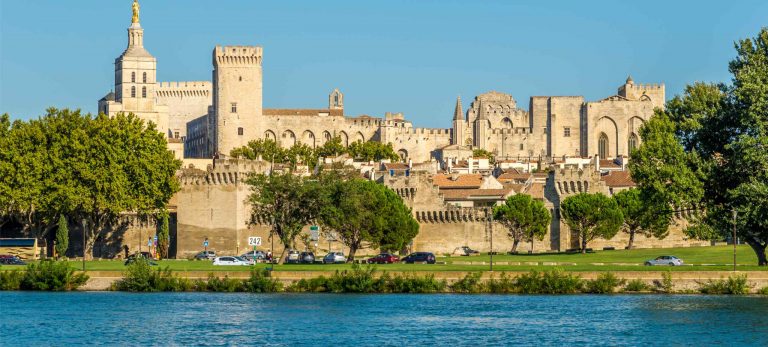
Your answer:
490;127;530;135
178;158;271;186
213;45;263;66
414;128;451;136
415;207;491;223
156;81;212;98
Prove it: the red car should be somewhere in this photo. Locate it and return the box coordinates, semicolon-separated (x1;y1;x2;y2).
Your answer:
367;253;400;264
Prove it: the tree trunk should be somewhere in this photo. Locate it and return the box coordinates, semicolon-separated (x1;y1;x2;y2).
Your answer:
581;232;588;254
626;230;636;250
348;246;357;262
745;238;767;266
511;239;520;253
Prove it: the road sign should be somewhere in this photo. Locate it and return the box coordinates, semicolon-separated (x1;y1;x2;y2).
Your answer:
309;226;320;241
248;237;262;246
203;240;209;247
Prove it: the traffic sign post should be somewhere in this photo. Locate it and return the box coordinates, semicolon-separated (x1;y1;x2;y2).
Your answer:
203;238;209;253
248;237;262;246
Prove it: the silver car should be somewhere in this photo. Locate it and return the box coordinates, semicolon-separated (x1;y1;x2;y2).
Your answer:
323;252;347;264
645;255;684;266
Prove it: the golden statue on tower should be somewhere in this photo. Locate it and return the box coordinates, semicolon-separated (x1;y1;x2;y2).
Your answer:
132;0;140;24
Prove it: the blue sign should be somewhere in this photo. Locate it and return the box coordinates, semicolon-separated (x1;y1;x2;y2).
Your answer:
154;235;158;242
203;240;209;247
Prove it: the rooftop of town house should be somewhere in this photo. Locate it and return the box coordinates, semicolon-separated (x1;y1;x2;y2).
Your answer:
382;162;409;171
600;170;636;187
524;182;545;200
431;173;484;189
440;188;514;201
599;159;622;168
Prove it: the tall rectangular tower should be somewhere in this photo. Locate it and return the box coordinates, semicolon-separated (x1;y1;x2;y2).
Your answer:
211;45;263;156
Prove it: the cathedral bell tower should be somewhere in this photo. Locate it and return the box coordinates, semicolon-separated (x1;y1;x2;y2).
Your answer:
451;96;466;146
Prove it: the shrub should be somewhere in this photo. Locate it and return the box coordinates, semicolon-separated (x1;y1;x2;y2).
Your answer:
243;269;282;293
202;274;244;292
385;273;446;293
327;264;377;293
623;279;651;292
698;274;750;295
514;269;583;294
486;272;515;293
0;271;24;290
114;259;192;292
585;273;625;294
758;286;768;295
450;272;484;293
654;270;674;293
21;260;89;291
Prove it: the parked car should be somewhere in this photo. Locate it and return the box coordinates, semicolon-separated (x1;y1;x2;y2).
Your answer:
300;252;315;264
367;253;400;264
459;246;480;256
236;256;255;265
285;250;301;264
645;256;684;266
323;252;347;264
0;255;26;265
213;256;250;266
401;252;436;264
241;250;266;260
194;250;216;260
124;252;158;266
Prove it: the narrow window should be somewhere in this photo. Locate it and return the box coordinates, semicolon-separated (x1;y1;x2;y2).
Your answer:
131;86;136;98
142;86;147;98
564;127;571;137
174;131;180;139
238;127;244;136
231;103;237;113
334;94;339;106
519;143;524;150
131;72;135;83
599;133;609;158
628;133;638;152
143;72;147;83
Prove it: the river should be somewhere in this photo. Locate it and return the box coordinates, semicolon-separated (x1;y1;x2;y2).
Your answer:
1;292;767;346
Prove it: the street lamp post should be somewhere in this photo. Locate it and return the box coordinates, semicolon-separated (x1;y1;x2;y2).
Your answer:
81;219;86;271
732;209;737;272
485;207;494;272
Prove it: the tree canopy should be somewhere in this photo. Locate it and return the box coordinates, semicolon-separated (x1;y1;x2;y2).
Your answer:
493;194;550;253
560;193;624;253
319;178;418;260
612;188;669;249
631;28;768;265
0;109;181;258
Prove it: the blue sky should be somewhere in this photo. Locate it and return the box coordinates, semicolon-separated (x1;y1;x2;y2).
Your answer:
1;0;765;128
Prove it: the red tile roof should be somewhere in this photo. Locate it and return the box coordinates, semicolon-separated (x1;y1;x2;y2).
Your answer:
441;188;513;200
383;163;409;171
600;171;636;187
524;183;545;200
599;159;621;168
497;172;532;183
432;174;483;189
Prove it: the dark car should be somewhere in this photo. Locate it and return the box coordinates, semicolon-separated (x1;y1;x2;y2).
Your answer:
299;252;315;264
0;255;26;265
401;252;436;264
367;253;400;264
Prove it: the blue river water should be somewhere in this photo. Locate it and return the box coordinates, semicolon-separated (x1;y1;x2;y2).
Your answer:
1;292;767;346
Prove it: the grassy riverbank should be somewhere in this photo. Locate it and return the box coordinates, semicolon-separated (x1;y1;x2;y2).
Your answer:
0;246;764;272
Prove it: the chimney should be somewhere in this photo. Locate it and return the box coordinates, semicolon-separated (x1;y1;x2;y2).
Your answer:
408;159;413;169
468;158;473;174
595;155;601;172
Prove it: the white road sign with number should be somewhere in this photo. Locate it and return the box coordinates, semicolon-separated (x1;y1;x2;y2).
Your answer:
248;237;262;246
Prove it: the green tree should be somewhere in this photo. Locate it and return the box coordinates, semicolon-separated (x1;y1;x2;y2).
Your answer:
472;149;495;164
157;212;170;259
640;28;768;265
316;135;346;158
230;138;286;162
319;178;418;261
55;214;69;258
560;193;624;253
71;112;181;259
347;141;401;162
493;194;551;253
246;172;322;263
612;188;669;249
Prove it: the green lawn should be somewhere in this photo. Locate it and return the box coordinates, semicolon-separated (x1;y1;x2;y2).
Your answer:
1;245;765;272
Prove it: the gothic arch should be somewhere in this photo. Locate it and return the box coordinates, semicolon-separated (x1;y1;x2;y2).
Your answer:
302;130;316;148
397;149;408;161
596;116;618;158
322;131;332;144
628;116;645;134
355;131;365;143
264;130;276;141
338;131;349;146
501;117;513;129
628;132;639;153
281;130;296;148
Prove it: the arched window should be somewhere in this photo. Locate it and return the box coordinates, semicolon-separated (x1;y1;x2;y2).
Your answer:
131;72;135;83
142;72;147;83
334;94;339;107
598;133;609;158
141;86;147;98
501;117;513;129
628;133;638;152
131;86;136;98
